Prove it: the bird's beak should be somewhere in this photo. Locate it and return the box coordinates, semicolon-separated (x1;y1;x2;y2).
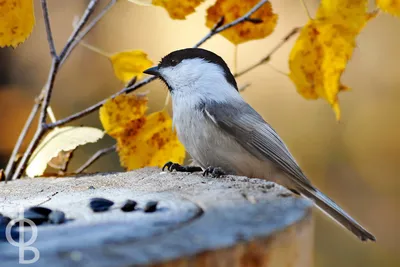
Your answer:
143;66;160;76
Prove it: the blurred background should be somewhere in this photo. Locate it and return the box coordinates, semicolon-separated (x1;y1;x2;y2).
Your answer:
0;0;398;266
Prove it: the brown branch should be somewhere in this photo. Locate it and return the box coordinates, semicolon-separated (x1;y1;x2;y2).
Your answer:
234;27;301;78
9;0;100;181
75;144;116;174
40;0;57;58
4;101;40;180
60;0;117;66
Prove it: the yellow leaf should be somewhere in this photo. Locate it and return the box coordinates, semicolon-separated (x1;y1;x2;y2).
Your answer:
152;0;204;20
110;50;153;84
206;0;278;45
0;0;35;48
100;93;148;137
117;110;185;170
376;0;400;16
26;127;104;178
288;0;373;120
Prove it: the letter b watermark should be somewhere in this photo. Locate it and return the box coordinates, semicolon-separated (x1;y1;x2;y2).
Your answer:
5;217;40;264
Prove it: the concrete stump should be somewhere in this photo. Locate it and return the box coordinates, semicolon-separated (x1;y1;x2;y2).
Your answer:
0;167;314;267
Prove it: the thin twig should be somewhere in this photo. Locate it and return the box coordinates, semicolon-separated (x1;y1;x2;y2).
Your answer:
58;0;99;61
11;60;60;181
195;0;270;47
40;0;57;58
9;0;99;180
234;27;301;78
75;144;116;174
47;0;272;129
61;0;117;66
4;102;40;180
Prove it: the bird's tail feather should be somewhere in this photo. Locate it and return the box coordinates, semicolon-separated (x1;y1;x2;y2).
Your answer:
296;186;376;241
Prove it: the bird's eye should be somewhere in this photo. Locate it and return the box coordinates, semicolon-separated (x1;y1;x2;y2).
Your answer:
170;59;178;66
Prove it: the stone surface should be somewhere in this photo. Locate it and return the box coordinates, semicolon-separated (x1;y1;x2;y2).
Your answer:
0;168;314;267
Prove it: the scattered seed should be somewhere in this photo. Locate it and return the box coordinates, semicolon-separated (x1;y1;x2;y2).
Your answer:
49;210;66;224
121;200;137;212
23;210;48;225
144;201;158;213
89;197;114;212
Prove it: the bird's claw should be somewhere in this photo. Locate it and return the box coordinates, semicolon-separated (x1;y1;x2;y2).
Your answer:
203;166;225;178
162;161;202;173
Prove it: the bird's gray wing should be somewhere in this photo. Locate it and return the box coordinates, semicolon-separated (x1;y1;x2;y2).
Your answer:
203;100;313;187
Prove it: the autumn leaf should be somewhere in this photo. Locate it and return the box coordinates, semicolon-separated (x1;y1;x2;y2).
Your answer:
110;50;153;84
117;110;185;170
376;0;400;16
289;0;374;120
48;150;74;174
99;93;148;137
0;0;35;48
26;127;104;178
99;94;185;170
130;0;204;20
206;0;278;45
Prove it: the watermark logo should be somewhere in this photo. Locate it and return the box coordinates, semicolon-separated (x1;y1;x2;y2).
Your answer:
5;211;40;264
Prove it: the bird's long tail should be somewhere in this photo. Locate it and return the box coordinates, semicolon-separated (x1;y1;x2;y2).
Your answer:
296;185;376;241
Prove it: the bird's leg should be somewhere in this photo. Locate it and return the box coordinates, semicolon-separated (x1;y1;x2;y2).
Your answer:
203;166;226;178
162;161;203;173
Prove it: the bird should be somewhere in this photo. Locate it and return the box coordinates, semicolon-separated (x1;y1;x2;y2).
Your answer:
143;48;376;242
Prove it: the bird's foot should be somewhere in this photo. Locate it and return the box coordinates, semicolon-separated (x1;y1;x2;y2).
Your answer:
203;166;225;178
162;161;202;173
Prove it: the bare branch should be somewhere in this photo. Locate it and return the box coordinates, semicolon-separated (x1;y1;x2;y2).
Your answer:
234;27;300;78
40;0;57;59
61;0;117;66
9;1;100;180
59;0;99;61
75;144;116;174
4;101;40;181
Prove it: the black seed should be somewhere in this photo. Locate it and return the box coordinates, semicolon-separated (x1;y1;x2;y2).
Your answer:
23;208;50;225
28;207;52;217
88;186;95;190
144;201;158;213
0;215;11;226
89;197;114;212
48;210;66;224
121;200;137;212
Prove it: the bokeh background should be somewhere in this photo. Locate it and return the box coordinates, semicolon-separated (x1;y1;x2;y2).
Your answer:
0;0;398;266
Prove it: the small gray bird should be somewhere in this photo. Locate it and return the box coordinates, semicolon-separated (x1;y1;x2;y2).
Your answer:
144;48;375;242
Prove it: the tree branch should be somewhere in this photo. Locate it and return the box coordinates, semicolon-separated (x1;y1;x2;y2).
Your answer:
75;144;116;174
59;0;99;61
234;27;300;78
40;0;57;58
4;101;40;180
8;0;100;181
60;0;117;66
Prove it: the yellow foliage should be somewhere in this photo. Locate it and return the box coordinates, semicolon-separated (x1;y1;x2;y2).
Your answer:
289;0;374;120
117;110;185;170
376;0;400;16
110;50;153;84
99;94;148;137
152;0;204;20
0;0;35;48
100;94;185;170
206;0;278;45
